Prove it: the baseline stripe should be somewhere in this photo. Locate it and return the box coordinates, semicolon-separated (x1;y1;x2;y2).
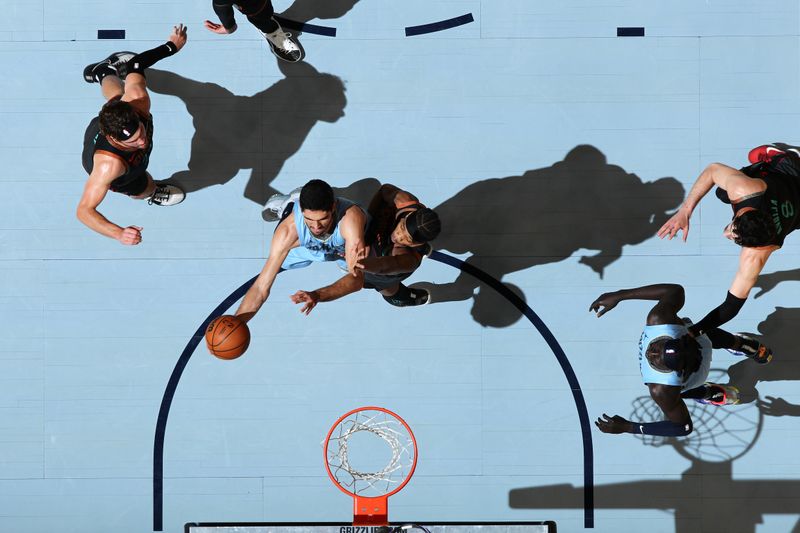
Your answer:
98;29;126;39
429;250;594;528
273;16;336;37
405;13;475;37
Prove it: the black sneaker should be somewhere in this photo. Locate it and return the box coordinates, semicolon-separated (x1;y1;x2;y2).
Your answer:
147;183;185;206
83;51;136;83
260;22;303;63
383;288;430;307
727;333;773;365
695;383;740;406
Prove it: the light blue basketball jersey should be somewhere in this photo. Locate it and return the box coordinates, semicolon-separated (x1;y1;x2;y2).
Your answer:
282;197;367;270
638;319;711;391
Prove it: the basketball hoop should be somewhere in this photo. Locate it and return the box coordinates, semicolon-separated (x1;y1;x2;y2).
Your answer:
324;406;418;526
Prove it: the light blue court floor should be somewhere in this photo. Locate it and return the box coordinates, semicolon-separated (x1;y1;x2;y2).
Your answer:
2;1;800;532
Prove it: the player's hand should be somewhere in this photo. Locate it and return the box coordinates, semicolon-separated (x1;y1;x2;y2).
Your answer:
204;20;235;34
290;290;320;315
595;414;633;434
657;208;690;241
117;226;143;246
346;243;368;277
589;292;620;317
169;24;188;50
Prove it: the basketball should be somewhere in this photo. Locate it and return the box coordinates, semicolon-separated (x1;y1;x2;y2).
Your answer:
205;315;250;360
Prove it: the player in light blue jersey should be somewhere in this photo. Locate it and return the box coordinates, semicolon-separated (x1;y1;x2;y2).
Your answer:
236;179;368;323
589;284;771;438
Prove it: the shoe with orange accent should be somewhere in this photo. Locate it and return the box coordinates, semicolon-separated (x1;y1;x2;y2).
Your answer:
727;333;773;365
695;384;739;406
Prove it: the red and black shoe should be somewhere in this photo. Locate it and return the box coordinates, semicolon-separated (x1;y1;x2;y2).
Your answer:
748;144;786;165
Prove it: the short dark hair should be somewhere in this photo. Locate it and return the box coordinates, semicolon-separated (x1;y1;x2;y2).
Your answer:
405;207;441;242
299;179;335;211
732;210;777;246
645;337;670;370
98;98;141;140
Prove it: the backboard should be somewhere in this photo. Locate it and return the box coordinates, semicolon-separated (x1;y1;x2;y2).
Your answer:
186;522;556;533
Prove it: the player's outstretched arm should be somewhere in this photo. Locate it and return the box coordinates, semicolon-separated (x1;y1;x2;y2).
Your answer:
77;158;143;245
596;385;692;437
123;24;188;111
657;163;758;241
590;283;684;318
290;271;365;315
687;246;775;337
236;217;298;323
356;251;421;276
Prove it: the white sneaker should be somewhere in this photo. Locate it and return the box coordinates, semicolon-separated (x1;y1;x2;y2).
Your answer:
261;22;303;62
147;183;185;206
262;187;301;221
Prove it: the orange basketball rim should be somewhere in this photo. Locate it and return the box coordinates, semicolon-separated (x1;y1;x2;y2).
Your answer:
323;406;418;526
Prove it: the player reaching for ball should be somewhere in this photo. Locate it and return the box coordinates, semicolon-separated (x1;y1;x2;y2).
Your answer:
78;24;188;246
235;179;369;322
288;183;441;313
589;283;772;438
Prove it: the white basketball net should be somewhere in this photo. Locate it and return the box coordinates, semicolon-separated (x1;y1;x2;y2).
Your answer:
326;409;416;497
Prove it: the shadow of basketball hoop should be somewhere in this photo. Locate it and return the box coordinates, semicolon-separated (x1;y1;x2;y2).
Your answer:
508;367;800;532
629;368;763;464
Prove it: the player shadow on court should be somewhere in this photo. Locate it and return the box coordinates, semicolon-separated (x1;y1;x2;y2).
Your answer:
419;145;684;327
332;177;381;208
722;304;800;408
144;61;346;206
508;391;800;533
279;0;361;24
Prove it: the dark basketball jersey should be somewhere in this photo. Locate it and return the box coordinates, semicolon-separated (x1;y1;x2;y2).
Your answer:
734;161;800;246
81;112;154;193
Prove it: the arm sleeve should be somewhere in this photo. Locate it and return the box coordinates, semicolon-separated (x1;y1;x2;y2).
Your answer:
689;291;746;337
127;42;179;75
632;419;693;437
213;0;238;30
